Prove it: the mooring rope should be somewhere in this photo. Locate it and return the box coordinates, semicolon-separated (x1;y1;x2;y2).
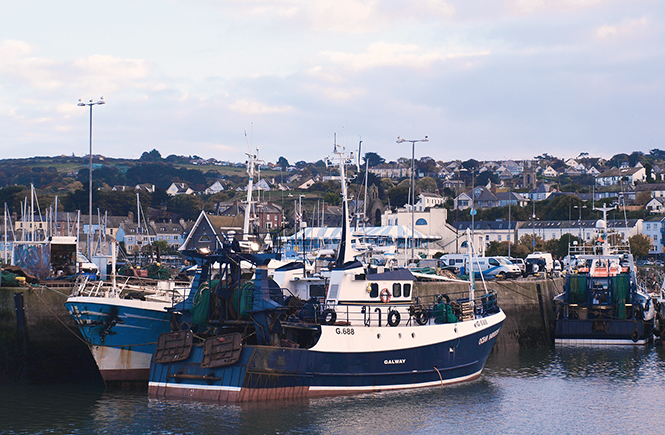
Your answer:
433;366;444;388
27;285;90;347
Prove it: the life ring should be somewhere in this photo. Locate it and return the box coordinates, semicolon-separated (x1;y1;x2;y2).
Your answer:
387;309;400;327
380;288;391;303
323;309;337;325
631;329;639;343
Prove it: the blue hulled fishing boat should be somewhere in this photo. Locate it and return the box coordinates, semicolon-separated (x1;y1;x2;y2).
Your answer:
148;145;505;402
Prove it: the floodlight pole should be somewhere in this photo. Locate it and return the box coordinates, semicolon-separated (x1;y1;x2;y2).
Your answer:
396;136;428;265
78;98;105;262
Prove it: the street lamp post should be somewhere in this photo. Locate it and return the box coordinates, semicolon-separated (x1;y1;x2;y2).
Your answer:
396;136;428;265
574;205;587;239
532;198;536;253
78;98;105;262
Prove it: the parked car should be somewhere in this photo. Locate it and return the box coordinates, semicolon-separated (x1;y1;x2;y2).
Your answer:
525;252;554;276
462;256;522;279
510;257;527;277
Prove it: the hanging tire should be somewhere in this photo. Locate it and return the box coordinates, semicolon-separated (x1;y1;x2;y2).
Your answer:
323;308;337;325
387;310;400;327
415;309;429;325
631;329;639;343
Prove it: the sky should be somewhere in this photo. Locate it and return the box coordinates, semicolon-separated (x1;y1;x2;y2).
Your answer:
1;0;664;166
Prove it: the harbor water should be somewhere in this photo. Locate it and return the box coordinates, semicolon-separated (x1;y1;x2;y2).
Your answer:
2;345;664;434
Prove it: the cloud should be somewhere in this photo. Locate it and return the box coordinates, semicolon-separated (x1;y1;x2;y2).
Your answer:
72;55;151;93
509;0;606;14
228;98;292;114
0;39;152;95
0;40;63;90
194;0;456;33
323;41;489;71
596;17;650;39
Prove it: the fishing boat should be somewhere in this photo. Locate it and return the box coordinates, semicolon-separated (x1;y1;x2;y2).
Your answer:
64;192;193;384
64;261;191;383
148;144;505;402
553;205;655;345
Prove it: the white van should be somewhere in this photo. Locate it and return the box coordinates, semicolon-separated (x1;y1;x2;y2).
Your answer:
438;254;467;273
77;252;99;277
462;256;522;279
525;252;554;276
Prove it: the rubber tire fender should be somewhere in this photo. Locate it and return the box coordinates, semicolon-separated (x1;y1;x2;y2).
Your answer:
323;308;337;325
416;309;429;325
387;309;401;327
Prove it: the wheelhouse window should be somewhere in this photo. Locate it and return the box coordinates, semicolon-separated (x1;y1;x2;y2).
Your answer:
370;283;379;298
392;283;402;298
403;283;411;298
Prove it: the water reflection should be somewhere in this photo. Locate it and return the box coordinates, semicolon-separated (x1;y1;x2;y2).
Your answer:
0;383;105;433
3;346;665;434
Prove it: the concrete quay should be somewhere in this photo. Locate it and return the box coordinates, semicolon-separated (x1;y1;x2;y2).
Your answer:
415;277;563;351
0;285;102;384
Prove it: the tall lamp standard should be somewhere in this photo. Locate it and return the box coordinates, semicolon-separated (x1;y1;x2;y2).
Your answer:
573;205;587;239
77;98;105;262
396;136;428;265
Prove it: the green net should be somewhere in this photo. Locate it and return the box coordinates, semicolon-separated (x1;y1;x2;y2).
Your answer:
231;281;255;320
1;270;19;287
192;282;211;329
147;263;171;280
433;303;458;324
568;275;587;304
611;275;629;319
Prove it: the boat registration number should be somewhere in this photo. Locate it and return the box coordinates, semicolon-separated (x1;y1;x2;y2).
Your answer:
336;327;355;335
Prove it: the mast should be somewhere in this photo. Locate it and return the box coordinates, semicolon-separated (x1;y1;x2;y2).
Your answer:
466;228;475;305
244;150;256;241
30;184;34;242
332;137;355;268
3;203;7;264
593;204;616;256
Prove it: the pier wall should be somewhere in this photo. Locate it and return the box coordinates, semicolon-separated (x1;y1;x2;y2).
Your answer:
415;277;564;351
0;285;101;384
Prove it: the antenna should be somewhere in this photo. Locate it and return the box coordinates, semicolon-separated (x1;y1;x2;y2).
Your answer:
244;128;251;153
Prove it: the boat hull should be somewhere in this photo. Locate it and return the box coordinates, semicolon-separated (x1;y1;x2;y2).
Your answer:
148;310;505;402
554;318;653;346
65;297;176;383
